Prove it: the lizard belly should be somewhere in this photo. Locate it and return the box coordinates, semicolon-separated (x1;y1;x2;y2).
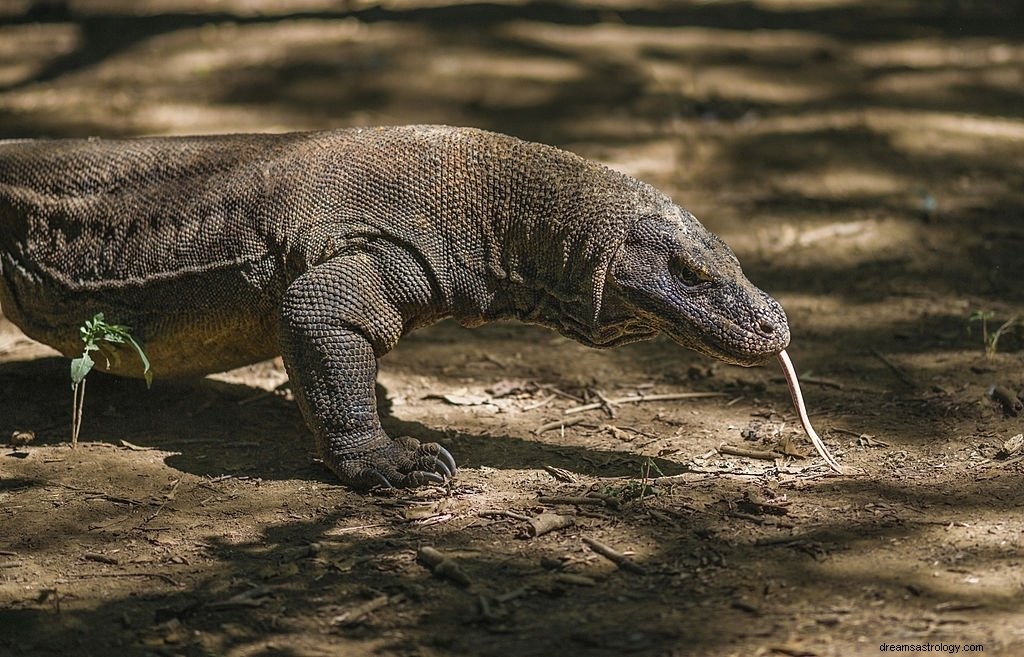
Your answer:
0;252;283;378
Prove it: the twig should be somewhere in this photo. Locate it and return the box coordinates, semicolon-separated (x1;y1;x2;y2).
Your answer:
593;390;617;418
657;468;767;480
546;387;585;403
324;522;391;534
535;417;586;434
479;510;532;522
719;444;778;461
613;425;658;440
521;394;556;411
869;348;914;387
582;536;646;574
563;392;725;415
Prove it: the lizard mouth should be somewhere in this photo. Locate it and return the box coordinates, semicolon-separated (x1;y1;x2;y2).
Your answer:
686;326;790;366
659;304;791;367
678;279;792;365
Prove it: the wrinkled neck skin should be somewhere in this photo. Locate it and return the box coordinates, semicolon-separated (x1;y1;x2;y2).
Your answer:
477;163;667;349
478;165;790;365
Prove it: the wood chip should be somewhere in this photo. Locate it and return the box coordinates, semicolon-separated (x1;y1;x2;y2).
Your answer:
582;536;646;575
527;512;575;537
417;546;471;587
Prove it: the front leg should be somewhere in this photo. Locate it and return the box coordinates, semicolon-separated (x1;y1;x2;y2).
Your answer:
278;253;455;488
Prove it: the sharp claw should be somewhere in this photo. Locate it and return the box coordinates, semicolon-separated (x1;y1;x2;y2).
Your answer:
369;470;394;489
415;471;447;485
435;445;458;476
430;455;453;478
335;440;458;489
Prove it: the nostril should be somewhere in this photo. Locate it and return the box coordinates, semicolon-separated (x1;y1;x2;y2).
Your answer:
759;320;776;335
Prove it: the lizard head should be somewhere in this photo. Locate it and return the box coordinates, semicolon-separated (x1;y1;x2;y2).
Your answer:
603;206;790;366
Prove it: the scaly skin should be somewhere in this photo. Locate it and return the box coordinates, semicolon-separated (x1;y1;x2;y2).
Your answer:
0;126;789;488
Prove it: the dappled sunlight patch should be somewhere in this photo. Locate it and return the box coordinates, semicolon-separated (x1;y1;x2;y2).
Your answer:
867;110;1024;142
773;167;913;199
592;139;680;181
692;64;839;105
822;528;1023;602
0;23;81;88
869;66;1022;98
745;218;925;266
137;102;302;134
851;38;1023;70
501;20;837;59
152;19;368;79
432;52;583;83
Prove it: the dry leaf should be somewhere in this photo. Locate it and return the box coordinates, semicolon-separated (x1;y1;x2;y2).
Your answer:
778;435;811;458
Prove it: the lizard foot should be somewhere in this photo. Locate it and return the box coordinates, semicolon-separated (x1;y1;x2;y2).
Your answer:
330;436;457;489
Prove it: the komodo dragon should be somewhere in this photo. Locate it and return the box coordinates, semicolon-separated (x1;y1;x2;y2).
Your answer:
0;125;791;488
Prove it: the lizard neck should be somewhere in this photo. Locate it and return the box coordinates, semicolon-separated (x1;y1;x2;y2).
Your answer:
464;145;664;346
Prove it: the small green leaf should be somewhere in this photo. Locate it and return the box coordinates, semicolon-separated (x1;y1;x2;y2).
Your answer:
71;352;95;387
126;335;153;388
73;312;153;386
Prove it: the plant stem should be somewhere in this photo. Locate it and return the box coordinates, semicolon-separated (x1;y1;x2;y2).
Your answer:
71;379;86;448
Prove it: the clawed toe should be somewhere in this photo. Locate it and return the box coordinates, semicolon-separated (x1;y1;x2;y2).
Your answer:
419;444;457;479
407;470;448;486
366;470;395;489
331;437;459;490
435;445;458;477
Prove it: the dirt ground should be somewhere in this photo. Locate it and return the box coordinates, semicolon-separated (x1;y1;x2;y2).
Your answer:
2;1;1024;656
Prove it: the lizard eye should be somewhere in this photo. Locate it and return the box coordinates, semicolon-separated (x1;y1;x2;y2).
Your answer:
669;256;713;289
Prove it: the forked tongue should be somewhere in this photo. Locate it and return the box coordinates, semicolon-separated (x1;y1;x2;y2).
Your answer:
777;349;846;474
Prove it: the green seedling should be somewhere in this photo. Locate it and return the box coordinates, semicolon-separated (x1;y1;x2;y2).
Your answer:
968;311;1020;360
70;313;152;447
609;457;663;503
